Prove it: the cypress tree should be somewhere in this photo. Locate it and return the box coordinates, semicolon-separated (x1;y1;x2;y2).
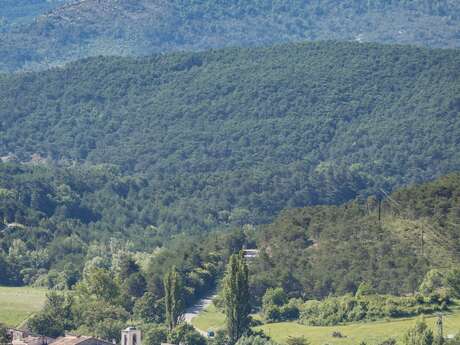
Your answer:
164;267;184;331
223;251;251;344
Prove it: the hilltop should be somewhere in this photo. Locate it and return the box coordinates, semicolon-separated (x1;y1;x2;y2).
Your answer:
1;41;459;233
0;0;70;26
1;0;460;71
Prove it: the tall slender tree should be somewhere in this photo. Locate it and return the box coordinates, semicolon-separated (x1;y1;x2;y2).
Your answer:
164;267;184;331
223;251;251;344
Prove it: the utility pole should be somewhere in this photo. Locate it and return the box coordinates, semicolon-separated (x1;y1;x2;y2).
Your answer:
436;313;443;340
421;227;424;257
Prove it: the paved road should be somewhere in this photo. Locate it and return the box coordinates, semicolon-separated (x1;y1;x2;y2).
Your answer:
184;292;217;336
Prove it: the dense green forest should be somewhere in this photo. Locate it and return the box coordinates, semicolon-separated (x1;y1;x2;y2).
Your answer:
0;162;252;286
1;0;460;71
1;41;459;234
0;162;156;286
250;173;460;303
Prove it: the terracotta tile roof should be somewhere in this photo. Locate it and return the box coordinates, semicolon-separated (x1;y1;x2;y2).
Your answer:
51;336;92;345
50;336;112;345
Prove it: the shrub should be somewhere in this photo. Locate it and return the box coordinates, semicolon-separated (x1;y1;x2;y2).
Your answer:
299;294;447;326
262;288;300;322
262;288;288;307
331;331;345;338
446;268;460;298
403;319;434;345
286;336;309;345
236;335;277;345
378;338;396;345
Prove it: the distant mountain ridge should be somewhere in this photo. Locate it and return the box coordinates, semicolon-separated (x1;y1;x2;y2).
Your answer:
0;0;70;26
1;0;460;72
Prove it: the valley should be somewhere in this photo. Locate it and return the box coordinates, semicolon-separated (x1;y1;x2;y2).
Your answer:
0;1;459;344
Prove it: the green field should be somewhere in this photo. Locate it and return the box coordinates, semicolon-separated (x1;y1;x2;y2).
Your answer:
0;286;47;327
193;306;460;344
191;304;226;333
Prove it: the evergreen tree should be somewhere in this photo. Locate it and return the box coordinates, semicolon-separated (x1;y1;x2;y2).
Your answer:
223;251;251;344
164;268;184;331
404;319;434;345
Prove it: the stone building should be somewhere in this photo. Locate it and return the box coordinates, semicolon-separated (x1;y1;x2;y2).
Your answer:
8;328;54;345
121;327;140;345
6;327;141;345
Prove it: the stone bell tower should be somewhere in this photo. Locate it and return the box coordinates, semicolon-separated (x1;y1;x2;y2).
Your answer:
121;327;141;345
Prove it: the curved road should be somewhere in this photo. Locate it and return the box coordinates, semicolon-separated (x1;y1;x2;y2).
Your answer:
184;293;217;337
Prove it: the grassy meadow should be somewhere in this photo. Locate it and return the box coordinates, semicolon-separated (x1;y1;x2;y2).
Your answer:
191;304;226;333
0;286;47;327
193;305;460;344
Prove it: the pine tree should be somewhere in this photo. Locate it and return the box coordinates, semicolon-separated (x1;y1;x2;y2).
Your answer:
223;251;251;344
164;268;184;331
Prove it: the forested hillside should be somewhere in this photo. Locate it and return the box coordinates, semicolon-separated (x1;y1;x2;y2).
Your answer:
1;0;459;71
0;161;248;290
0;163;159;285
2;164;459;337
1;42;459;233
251;173;460;301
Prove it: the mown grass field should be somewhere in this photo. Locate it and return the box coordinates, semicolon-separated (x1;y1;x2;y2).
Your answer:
191;304;226;332
0;286;47;327
193;305;460;344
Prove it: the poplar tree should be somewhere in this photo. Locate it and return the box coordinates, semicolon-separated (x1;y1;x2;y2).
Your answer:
164;268;184;331
223;251;251;344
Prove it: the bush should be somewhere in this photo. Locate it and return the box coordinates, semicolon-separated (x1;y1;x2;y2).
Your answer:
378;339;396;345
236;335;277;345
262;288;300;323
403;319;434;345
331;331;345;338
446;268;460;298
419;269;446;295
286;336;309;345
0;323;12;344
299;294;447;326
168;324;206;345
262;288;288;308
143;324;168;345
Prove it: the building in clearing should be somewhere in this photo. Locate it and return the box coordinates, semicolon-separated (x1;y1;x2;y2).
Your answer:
242;249;259;260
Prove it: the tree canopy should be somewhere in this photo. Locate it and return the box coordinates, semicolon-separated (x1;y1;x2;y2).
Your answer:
250;173;460;300
1;41;459;237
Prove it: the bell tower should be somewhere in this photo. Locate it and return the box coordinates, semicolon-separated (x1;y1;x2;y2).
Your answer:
121;327;141;345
